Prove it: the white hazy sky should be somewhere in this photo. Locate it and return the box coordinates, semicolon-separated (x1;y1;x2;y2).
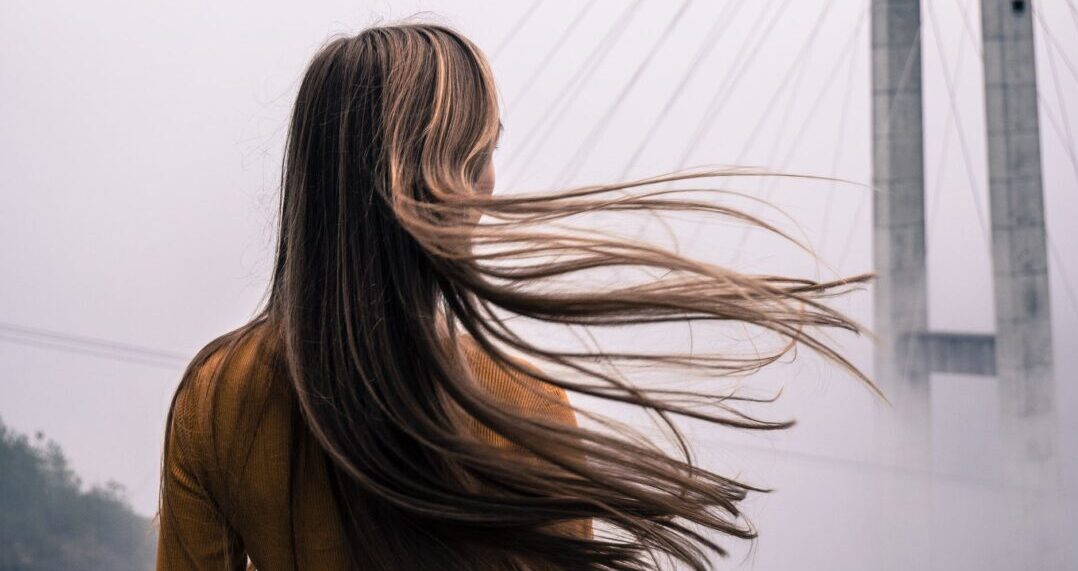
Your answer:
2;1;1076;569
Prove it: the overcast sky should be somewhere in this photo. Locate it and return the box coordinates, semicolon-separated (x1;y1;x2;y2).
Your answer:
2;1;1076;568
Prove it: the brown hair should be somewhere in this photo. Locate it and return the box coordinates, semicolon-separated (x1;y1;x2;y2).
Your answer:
159;21;876;571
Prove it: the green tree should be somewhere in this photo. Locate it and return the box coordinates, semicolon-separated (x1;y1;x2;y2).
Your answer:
0;416;156;571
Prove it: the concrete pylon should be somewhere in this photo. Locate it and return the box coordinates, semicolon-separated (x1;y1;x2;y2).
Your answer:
980;0;1057;486
871;0;930;465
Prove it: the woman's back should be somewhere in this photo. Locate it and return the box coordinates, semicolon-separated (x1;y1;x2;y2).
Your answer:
156;321;587;570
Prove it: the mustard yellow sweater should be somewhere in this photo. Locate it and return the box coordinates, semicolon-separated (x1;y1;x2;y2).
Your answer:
156;325;590;570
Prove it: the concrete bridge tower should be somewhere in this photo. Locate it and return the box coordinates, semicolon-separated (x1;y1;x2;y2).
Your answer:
871;0;1056;482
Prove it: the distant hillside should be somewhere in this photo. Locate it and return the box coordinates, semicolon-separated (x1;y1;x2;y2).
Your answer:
0;416;156;571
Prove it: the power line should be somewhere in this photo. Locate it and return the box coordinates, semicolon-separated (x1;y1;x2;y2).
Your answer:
1032;7;1078;321
504;0;645;187
708;5;869;264
817;5;863;262
674;0;793;171
924;0;991;250
731;0;840;167
754;4;870;196
630;0;791;253
1031;11;1078;83
612;0;747;247
924;6;970;267
554;0;695;189
721;0;849;268
504;0;600;119
0;320;190;370
491;0;544;60
618;0;747;180
1033;6;1078;187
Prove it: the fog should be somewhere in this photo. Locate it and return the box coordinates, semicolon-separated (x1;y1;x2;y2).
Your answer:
1;0;1075;568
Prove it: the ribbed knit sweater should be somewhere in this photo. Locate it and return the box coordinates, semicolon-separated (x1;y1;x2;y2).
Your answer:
156;324;590;570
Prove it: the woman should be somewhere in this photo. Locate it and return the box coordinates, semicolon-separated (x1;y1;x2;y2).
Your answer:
156;22;875;571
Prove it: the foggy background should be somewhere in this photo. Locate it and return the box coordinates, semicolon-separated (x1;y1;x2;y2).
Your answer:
1;0;1075;569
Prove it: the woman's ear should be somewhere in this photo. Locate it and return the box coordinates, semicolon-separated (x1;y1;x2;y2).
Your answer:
476;157;495;197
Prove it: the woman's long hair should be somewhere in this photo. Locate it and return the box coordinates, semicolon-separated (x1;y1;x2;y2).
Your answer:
159;22;877;571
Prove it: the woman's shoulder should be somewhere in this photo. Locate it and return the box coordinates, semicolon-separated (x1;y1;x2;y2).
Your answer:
177;320;280;402
168;324;576;468
168;320;287;471
453;333;576;426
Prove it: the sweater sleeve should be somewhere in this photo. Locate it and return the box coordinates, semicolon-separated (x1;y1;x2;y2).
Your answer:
515;359;595;541
156;362;247;571
528;366;594;541
458;340;595;541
